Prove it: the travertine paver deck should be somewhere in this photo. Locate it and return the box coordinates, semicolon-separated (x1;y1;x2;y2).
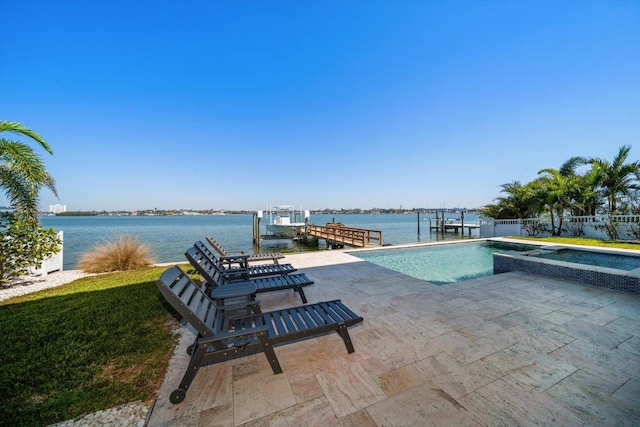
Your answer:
147;250;640;426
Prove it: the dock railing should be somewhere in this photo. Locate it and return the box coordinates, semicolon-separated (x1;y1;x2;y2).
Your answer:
306;223;383;248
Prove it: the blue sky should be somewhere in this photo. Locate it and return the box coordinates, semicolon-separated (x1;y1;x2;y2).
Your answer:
1;0;638;212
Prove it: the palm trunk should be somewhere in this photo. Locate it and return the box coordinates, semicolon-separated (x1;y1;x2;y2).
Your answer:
548;207;557;236
556;211;564;236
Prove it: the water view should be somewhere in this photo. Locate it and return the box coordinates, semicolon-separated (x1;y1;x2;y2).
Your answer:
41;212;482;269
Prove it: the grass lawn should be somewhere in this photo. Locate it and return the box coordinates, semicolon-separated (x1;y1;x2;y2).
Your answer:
511;236;640;250
0;265;185;426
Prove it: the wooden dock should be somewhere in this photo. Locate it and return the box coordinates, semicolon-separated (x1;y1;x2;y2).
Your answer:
429;219;479;235
305;223;383;248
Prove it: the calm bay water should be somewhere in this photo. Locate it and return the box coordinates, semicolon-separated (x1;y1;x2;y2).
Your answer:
41;213;481;269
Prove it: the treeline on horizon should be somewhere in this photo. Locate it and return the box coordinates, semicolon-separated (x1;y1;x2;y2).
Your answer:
49;207;480;217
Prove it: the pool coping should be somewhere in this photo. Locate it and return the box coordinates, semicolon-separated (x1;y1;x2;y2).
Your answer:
343;236;544;254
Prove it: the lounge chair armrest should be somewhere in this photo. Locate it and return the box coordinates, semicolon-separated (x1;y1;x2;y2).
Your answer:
211;281;257;300
221;254;251;262
217;299;261;312
211;324;269;342
218;300;262;320
221;267;250;281
220;254;251;268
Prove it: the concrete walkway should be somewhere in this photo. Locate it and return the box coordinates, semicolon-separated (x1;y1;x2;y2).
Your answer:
147;250;640;426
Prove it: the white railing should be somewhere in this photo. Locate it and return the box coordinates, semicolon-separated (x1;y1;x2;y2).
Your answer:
480;215;640;240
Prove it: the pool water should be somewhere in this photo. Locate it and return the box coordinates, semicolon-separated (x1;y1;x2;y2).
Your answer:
533;249;640;271
352;241;537;285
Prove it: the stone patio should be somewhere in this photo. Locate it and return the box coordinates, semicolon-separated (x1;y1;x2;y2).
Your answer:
147;250;640;426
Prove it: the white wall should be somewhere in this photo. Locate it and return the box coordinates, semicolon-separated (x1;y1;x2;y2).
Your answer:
31;231;64;275
480;215;640;240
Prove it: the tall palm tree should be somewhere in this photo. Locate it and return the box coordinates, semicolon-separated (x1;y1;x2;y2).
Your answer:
556;156;599;216
536;169;572;235
589;145;640;214
0;121;57;225
537;157;591;235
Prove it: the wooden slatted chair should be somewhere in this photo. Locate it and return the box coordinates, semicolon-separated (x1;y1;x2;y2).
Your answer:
157;266;363;404
186;243;313;303
206;236;284;266
196;241;295;278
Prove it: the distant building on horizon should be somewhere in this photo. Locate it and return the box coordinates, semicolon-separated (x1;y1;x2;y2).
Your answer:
49;204;67;214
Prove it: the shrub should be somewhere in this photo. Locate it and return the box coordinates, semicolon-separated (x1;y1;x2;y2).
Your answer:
594;217;621;241
0;212;61;282
521;218;548;237
78;235;155;273
564;218;586;237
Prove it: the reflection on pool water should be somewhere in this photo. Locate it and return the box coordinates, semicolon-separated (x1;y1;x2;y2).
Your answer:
530;248;640;271
351;241;537;285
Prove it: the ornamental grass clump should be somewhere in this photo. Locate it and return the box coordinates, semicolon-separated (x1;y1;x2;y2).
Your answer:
78;235;155;273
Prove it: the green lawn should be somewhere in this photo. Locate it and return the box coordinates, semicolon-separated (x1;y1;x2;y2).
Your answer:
0;266;184;426
510;236;640;250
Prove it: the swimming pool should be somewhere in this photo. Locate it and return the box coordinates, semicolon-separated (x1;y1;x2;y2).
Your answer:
351;241;538;284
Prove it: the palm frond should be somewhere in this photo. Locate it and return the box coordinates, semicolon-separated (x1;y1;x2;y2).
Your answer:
0;121;53;155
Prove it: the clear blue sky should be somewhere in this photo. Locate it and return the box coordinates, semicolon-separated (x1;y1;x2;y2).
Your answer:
1;0;638;212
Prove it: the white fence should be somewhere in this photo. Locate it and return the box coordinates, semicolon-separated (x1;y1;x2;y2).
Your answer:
480;215;640;240
30;231;64;275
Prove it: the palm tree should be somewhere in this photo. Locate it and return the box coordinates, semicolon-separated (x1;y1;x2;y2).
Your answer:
555;156;600;217
537;157;590;235
479;181;543;219
536;169;571;235
589;145;640;214
0;121;57;225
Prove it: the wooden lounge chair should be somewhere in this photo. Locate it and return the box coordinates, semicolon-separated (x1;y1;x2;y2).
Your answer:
206;236;285;266
194;241;297;279
157;266;363;404
186;243;313;304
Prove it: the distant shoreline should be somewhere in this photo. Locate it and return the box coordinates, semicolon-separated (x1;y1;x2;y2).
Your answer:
43;207;481;217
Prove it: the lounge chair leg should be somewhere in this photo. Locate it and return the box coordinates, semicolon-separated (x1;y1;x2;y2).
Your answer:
252;293;261;314
176;343;207;400
337;324;355;353
295;286;307;304
260;335;282;374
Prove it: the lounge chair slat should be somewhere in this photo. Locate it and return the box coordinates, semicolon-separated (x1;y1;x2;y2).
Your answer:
287;308;308;330
281;309;299;333
313;303;336;325
205;304;218;332
186;286;205;313
303;305;324;327
172;275;192;297
331;301;360;320
262;312;278;338
270;311;288;334
320;301;347;323
295;306;317;328
193;294;210;321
